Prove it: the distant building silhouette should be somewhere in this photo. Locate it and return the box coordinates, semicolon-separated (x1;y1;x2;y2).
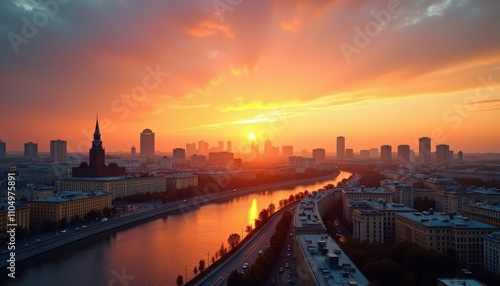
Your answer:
226;141;232;153
345;148;354;159
131;145;136;157
72;117;125;177
50;139;67;162
282;146;293;158
312;148;326;162
173;148;186;161
419;137;431;163
436;144;451;162
370;148;379;159
380;145;392;162
24;142;38;158
0;140;5;157
191;154;206;168
198;140;209;156
360;150;370;158
140;129;155;156
337;136;345;158
458;150;463;161
397;145;410;164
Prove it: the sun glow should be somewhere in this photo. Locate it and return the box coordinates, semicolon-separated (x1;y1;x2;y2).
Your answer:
248;132;256;140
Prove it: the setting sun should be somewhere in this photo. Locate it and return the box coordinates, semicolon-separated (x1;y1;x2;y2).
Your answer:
248;133;256;140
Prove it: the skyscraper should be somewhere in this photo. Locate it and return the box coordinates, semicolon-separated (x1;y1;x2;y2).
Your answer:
173;148;186;161
50;139;67;162
24;142;38;158
218;141;224;152
337;136;345;158
198;140;208;156
0;140;5;157
381;145;392;162
186;143;196;157
436;144;450;162
140;129;155;156
397;145;410;163
312;148;326;162
419;137;431;163
131;146;136;157
226;141;232;153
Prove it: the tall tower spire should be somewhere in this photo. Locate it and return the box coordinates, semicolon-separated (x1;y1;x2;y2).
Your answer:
89;115;105;168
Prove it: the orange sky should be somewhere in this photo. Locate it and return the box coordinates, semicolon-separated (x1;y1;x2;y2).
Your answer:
1;0;500;154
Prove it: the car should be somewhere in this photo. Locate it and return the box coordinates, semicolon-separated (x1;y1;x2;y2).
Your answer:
279;268;284;273
74;227;81;231
258;250;263;255
271;280;275;285
219;276;224;281
333;249;341;254
285;263;289;268
242;263;249;269
24;244;29;247
61;229;68;233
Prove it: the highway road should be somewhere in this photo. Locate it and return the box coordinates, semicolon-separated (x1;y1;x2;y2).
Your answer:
194;204;298;286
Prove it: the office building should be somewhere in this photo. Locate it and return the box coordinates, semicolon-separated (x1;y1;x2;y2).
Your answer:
342;187;392;224
29;190;111;226
24;142;38;158
345;148;354;159
370;148;379;159
360;150;370;158
140;129;155;156
395;212;497;265
436;144;450;162
483;232;500;275
461;202;500;228
0;140;5;157
191;154;206;168
217;141;224;152
56;176;166;199
198;140;209;156
159;156;172;168
312;148;326;163
419;137;431;163
50;139;67;162
186;143;196;157
226;141;232;153
172;148;186;161
397;145;410;164
289;156;303;167
165;174;198;191
72;118;126;177
458;150;463;161
208;152;234;167
380;145;392;162
131;146;136;157
336;136;345;158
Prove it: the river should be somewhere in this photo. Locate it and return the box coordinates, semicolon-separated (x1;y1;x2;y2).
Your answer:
2;171;351;286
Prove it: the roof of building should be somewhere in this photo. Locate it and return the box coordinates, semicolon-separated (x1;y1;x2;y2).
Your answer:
483;231;500;241
343;187;392;194
465;202;500;212
59;175;162;181
32;190;110;203
165;173;197;179
436;278;486;286
470;187;500;195
296;234;369;286
395;212;498;229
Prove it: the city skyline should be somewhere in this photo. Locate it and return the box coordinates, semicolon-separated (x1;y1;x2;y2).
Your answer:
1;1;499;153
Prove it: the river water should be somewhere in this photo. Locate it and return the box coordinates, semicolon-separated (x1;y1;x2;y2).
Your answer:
3;171;351;286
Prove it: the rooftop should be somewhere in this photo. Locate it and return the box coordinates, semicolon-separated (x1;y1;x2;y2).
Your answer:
33;190;110;203
296;234;369;286
395;212;498;229
343;187;391;194
436;278;486;286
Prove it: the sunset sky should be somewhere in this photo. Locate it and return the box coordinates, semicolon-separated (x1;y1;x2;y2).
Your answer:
1;0;500;154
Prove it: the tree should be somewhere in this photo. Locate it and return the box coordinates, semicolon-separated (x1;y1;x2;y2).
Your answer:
226;269;243;286
245;224;253;234
176;275;183;286
198;259;206;273
228;233;241;249
267;203;276;215
258;209;269;223
102;207;112;217
193;266;198;276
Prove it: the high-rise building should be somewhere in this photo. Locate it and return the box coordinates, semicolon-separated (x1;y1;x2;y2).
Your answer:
337;136;345;158
50;139;67;162
380;145;392;162
24;142;38;158
458;150;463;161
312;148;326;162
131;146;136;157
0;140;5;157
436;144;450;162
419;137;431;163
140;129;155;156
397;145;410;164
370;148;379;159
360;150;370;158
72;117;126;177
282;146;294;158
191;154;206;168
345;149;354;159
226;141;232;153
198;140;208;156
172;148;186;161
218;141;224;152
208;152;234;167
186;143;196;157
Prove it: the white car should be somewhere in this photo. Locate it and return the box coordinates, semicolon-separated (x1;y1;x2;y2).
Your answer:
242;263;249;269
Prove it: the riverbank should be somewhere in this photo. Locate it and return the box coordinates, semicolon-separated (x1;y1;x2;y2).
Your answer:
0;172;340;268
